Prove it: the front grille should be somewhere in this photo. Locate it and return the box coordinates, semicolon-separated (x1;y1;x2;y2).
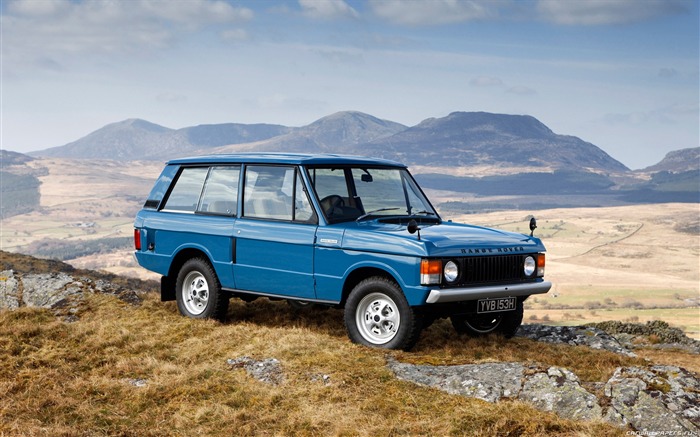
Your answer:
447;254;529;287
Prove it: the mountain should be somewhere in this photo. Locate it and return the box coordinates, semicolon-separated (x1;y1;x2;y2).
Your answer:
641;147;700;174
210;111;407;154
32;119;291;160
1;149;35;166
0;150;41;219
31;111;630;175
355;112;629;172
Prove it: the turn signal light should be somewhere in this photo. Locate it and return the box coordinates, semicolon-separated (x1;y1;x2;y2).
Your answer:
421;259;442;285
537;253;545;277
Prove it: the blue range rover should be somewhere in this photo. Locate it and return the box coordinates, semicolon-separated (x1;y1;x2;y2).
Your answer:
134;153;550;350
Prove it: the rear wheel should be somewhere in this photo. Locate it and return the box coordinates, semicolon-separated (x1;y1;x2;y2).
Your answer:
450;300;523;338
344;277;422;351
176;258;228;321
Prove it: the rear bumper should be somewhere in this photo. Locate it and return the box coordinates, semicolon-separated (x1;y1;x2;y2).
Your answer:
425;281;552;304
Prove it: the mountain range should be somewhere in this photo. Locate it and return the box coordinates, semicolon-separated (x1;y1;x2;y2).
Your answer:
32;110;631;173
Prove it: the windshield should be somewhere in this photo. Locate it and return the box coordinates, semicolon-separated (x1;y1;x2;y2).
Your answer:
306;166;438;223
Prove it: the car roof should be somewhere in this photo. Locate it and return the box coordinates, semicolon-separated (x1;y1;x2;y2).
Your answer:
166;153;406;168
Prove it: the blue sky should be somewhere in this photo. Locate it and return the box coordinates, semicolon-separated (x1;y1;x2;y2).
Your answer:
2;0;698;169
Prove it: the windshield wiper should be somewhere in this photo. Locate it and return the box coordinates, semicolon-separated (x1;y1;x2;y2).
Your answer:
356;207;400;222
411;210;436;216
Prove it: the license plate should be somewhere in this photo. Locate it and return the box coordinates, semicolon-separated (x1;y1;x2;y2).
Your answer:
477;297;516;314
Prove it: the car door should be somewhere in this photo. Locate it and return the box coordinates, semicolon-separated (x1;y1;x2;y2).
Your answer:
155;165;240;288
232;165;318;299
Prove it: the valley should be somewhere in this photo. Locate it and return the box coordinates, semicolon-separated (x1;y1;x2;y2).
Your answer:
1;157;697;338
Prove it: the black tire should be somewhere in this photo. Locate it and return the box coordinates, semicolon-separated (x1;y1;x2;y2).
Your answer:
450;300;523;338
344;277;422;351
176;258;229;321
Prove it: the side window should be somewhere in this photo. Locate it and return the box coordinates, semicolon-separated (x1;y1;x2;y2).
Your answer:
244;166;317;223
198;166;240;215
144;164;179;209
244;166;294;220
162;167;208;212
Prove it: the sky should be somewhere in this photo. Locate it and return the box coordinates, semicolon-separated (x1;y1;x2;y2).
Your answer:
1;0;698;170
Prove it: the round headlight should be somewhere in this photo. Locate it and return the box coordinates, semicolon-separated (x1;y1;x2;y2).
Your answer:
523;256;536;277
444;260;459;283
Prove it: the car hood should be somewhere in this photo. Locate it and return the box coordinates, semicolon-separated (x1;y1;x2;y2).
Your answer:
336;220;546;257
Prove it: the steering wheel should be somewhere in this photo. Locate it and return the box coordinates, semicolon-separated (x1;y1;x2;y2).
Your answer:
320;195;345;216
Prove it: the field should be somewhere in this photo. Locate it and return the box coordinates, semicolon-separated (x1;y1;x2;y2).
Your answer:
1;158;698;338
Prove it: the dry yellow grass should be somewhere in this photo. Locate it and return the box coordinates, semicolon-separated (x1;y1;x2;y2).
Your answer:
446;204;700;339
1;290;633;437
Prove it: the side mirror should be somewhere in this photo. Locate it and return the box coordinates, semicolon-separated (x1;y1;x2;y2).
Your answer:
408;219;421;240
529;217;537;237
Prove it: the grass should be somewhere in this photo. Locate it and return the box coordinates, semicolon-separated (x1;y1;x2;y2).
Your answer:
1;291;636;436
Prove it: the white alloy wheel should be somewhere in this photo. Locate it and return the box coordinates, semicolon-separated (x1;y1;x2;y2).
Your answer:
182;270;209;316
355;292;401;344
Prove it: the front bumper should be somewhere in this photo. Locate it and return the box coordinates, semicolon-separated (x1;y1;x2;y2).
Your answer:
425;281;552;304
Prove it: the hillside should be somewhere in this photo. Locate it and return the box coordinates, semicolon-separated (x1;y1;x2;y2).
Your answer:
30;110;629;175
32;119;292;160
1;250;699;436
211;111;407;154
0;150;42;219
641;147;700;173
359;112;629;172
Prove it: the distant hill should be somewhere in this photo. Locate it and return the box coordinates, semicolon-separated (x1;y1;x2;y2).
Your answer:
356;112;629;172
641;147;700;174
210;111;407;154
27;110;700;207
30;111;628;175
1;149;35;165
0;150;41;219
32;119;292;160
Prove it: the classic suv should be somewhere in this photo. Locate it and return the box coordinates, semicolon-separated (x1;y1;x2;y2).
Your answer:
134;153;551;350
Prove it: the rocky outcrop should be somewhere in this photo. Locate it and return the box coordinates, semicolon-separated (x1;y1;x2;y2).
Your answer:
388;358;699;434
516;324;637;357
0;269;142;321
605;366;700;432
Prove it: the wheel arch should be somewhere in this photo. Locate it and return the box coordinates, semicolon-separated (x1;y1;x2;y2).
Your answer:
340;266;401;307
167;247;213;280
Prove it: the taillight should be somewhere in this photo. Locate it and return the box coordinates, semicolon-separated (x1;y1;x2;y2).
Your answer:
134;229;141;250
420;259;442;285
537;253;545;277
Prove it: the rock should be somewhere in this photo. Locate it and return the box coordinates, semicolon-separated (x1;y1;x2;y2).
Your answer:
0;270;20;309
589;321;700;354
519;367;602;422
227;356;284;385
388;357;523;402
22;273;79;308
387;358;700;434
517;324;636;357
605;366;700;434
0;270;143;321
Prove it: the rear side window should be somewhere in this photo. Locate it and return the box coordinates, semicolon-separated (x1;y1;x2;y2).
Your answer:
162;167;209;212
144;164;179;209
198;166;240;215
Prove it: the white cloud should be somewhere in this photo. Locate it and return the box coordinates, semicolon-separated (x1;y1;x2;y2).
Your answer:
537;0;691;25
470;76;504;87
2;0;253;68
299;0;359;20
368;0;499;26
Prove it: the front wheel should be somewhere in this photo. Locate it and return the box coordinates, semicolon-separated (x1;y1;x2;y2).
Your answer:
344;277;422;351
450;300;523;338
176;258;229;321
